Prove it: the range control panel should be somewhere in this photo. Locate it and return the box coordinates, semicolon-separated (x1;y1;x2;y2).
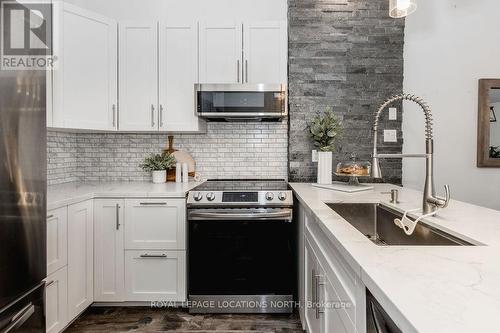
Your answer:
187;190;293;207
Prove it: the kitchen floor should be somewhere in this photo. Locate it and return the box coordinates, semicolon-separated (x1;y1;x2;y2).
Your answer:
65;307;304;332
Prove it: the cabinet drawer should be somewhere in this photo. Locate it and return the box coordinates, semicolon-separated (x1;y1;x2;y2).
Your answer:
124;199;186;250
45;267;68;333
124;250;186;302
47;207;68;275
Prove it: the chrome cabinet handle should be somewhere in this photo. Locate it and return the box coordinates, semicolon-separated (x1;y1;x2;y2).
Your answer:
45;280;55;287
245;60;248;83
139;254;167;258
159;104;164;127
315;274;325;319
115;203;120;230
139;202;167;206
46;214;54;219
311;269;316;311
112;104;116;127
151;104;155;127
237;60;240;83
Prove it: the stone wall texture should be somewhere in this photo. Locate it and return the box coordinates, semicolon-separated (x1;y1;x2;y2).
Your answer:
288;0;405;184
47;120;288;185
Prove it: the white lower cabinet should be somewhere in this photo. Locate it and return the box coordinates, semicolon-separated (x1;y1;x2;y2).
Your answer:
305;239;321;333
299;201;364;333
124;199;186;250
47;207;67;276
124;250;186;302
93;199;125;302
46;196;188;332
44;267;68;333
67;200;94;319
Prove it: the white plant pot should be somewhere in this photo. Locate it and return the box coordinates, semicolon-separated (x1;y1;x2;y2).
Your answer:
317;151;333;185
152;170;167;184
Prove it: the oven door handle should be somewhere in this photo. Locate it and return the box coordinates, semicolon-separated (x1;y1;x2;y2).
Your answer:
188;210;292;221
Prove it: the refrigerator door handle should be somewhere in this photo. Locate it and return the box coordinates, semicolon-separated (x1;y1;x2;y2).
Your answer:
1;303;35;333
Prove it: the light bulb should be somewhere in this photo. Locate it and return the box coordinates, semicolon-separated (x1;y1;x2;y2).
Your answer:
397;0;411;10
389;0;417;18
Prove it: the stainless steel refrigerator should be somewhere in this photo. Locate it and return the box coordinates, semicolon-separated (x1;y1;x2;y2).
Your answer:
0;1;48;331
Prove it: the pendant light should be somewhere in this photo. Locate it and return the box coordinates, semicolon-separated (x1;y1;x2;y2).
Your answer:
389;0;417;18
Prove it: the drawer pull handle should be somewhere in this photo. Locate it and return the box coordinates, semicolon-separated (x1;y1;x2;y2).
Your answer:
47;214;54;219
315;274;325;319
139;202;167;206
139;254;167;258
116;204;120;230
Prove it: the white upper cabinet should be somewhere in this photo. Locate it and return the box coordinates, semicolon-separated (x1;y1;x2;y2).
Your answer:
93;199;125;302
199;21;287;85
243;21;287;84
119;21;159;131
52;3;117;130
159;22;206;132
199;22;243;84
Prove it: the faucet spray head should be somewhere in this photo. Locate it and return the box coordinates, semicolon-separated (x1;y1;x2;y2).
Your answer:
371;156;382;178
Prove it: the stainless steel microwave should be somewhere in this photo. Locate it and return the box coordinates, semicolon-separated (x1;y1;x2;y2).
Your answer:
195;83;287;121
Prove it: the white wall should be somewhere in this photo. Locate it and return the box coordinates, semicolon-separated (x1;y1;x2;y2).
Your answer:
403;1;500;210
62;0;287;21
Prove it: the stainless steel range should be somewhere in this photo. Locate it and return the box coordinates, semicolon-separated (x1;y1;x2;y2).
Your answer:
187;180;295;314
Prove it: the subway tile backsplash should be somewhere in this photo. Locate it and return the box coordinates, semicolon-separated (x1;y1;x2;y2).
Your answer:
47;121;288;185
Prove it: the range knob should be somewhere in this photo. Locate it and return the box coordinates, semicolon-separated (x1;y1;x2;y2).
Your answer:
278;192;287;201
206;192;216;201
193;192;203;201
265;192;275;201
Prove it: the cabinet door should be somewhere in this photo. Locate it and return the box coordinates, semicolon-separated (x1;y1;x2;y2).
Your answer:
305;239;321;333
119;21;159;131
323;277;355;333
47;207;67;276
199;21;242;84
159;21;205;132
52;3;117;130
67;200;93;319
124;250;186;302
243;21;287;84
93;199;125;302
124;199;186;250
45;267;68;333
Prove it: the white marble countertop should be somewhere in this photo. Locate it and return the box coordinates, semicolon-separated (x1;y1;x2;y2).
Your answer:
290;183;500;333
47;181;203;210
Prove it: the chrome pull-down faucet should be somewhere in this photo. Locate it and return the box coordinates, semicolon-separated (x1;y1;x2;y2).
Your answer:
371;93;450;214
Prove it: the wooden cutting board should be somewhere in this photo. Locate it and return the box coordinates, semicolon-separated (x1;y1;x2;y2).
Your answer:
164;136;195;181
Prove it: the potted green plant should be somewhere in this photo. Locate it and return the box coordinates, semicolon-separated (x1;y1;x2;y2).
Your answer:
309;108;342;185
140;152;176;184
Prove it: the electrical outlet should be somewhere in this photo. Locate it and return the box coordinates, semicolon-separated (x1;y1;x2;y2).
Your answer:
312;150;318;162
389;107;397;120
384;130;397;142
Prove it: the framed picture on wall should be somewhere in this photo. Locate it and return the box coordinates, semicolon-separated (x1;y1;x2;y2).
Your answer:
490;107;497;122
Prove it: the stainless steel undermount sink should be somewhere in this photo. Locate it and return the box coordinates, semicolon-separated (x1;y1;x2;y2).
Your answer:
327;203;474;246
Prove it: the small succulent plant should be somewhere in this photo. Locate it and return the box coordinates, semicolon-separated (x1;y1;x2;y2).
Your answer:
309;108;342;152
140;152;176;172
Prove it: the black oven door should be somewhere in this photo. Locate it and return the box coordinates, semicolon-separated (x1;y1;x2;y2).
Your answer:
188;209;294;297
